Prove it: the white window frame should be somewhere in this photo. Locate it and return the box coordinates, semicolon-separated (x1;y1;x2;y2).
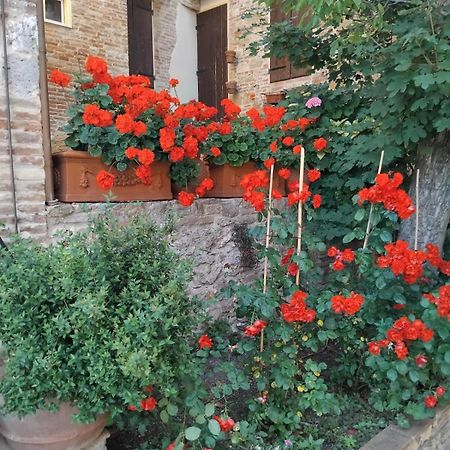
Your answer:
43;0;72;28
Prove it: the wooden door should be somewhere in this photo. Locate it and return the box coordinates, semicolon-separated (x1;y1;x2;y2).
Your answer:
128;0;154;80
197;5;228;113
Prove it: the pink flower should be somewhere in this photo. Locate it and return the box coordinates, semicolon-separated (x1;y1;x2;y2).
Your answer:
305;96;322;108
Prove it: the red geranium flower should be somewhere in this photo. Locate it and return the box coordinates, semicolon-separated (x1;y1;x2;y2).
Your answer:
49;69;71;87
278;168;291;180
313;137;328;151
330;292;364;315
169;78;179;87
312;194;322;209
293;145;303;154
83;104;113;127
436;386;446;397
210;146;221;157
307;169;321;182
424;395;437;408
136;165;152;185
198;334;213;349
282;136;294;146
85;55;108;75
263;158;275;169
140;397;158;411
178;191;195;207
96;170;114;191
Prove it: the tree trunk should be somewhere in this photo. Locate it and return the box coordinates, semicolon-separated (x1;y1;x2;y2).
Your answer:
399;132;450;252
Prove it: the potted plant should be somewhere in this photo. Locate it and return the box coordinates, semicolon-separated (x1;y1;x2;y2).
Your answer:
50;57;219;202
0;216;205;449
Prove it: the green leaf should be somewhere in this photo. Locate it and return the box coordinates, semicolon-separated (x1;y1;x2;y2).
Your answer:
204;403;215;417
184;426;201;441
208;418;221;436
167;403;178;416
342;231;356;244
380;230;392;243
354;209;365;222
387;368;398;381
160;410;169;424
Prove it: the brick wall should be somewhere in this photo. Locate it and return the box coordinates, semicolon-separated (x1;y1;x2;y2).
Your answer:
227;0;324;111
0;0;47;239
45;0;129;152
153;0;178;92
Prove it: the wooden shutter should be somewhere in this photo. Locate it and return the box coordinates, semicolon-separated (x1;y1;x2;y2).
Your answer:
128;0;154;80
270;3;312;82
269;4;291;83
197;5;228;114
290;6;312;78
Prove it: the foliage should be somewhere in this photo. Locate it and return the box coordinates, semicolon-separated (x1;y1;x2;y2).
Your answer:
201;165;449;448
0;216;205;422
255;0;450;157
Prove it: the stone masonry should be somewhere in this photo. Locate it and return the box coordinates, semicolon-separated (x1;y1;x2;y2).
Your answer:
0;0;47;239
46;198;259;315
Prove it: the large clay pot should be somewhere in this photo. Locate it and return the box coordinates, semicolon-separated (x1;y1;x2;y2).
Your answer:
0;404;108;450
207;162;286;198
53;151;173;202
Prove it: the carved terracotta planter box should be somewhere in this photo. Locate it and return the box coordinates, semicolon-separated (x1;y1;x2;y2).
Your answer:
53;151;172;203
207;162;286;198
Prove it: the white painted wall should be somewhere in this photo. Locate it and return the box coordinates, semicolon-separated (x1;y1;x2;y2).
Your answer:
199;0;227;13
169;3;198;103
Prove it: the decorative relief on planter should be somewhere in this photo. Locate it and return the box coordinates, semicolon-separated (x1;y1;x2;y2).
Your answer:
53;151;172;203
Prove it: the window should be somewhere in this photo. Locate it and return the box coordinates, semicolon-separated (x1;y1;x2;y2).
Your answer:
269;3;311;83
44;0;72;27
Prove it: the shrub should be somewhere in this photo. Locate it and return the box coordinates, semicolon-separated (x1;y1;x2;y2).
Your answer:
0;216;204;422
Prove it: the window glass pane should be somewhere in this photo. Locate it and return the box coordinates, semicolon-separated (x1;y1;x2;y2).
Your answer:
45;0;63;23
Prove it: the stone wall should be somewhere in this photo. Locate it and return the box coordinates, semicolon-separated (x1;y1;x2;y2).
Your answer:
0;0;47;239
361;403;450;450
46;199;259;315
45;0;129;152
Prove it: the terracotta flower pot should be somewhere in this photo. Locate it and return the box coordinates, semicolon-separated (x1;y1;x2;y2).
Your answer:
171;160;210;196
53;151;172;202
226;81;238;95
264;92;286;104
225;50;237;64
207;162;286;198
0;404;108;450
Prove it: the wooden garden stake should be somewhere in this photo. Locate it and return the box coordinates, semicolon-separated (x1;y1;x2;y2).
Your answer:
261;164;275;353
414;169;420;251
363;151;385;249
295;147;306;286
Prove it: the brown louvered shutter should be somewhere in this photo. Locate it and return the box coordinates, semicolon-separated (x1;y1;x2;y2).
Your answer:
290;6;313;78
269;3;291;82
128;0;154;80
270;3;312;82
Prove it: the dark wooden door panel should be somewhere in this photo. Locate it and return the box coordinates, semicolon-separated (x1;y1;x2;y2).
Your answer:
128;0;154;79
197;5;227;113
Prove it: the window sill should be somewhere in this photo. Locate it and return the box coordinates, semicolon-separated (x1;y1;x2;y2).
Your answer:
44;18;73;29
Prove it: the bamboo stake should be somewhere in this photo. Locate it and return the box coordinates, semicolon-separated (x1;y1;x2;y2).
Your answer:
295;147;306;286
260;164;275;353
363;151;385;249
414;169;420;251
263;164;275;294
